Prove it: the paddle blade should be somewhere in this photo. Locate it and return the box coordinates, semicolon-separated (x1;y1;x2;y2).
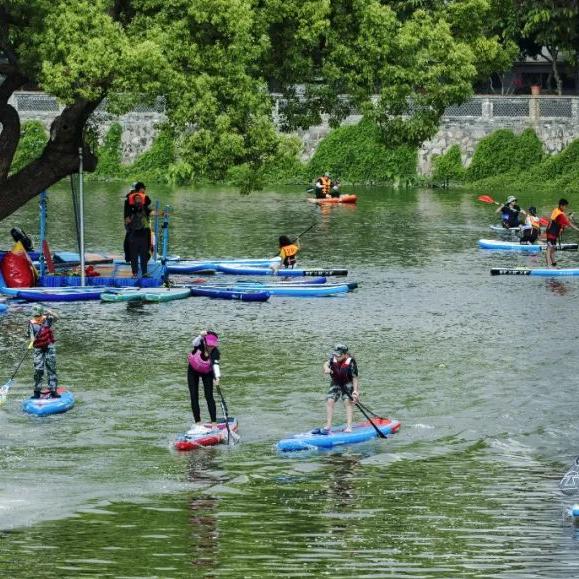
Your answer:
477;195;496;204
539;217;549;227
0;379;14;405
560;458;579;495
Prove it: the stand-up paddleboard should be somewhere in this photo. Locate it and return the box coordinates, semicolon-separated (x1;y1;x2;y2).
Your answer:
22;387;75;416
479;239;578;252
194;282;357;297
277;417;401;452
491;268;579;277
167;257;281;274
174;417;238;450
101;287;192;303
215;264;348;277
560;457;579;496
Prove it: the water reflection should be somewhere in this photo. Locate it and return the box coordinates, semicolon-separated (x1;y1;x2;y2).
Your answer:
546;279;570;296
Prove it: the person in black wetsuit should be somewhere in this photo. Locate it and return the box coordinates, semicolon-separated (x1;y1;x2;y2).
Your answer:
125;182;152;277
186;330;221;433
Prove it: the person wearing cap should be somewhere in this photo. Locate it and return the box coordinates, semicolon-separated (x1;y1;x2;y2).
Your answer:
312;344;360;435
314;172;332;199
186;330;221;432
545;198;579;267
28;305;60;399
520;206;541;244
125;181;152;277
496;195;525;229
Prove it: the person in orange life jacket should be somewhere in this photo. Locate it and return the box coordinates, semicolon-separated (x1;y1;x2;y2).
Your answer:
187;330;221;432
125;182;152;277
274;235;300;270
545;198;579;267
496;195;525;229
123;182;138;262
315;172;332;199
312;344;360;435
520;207;541;244
28;304;60;399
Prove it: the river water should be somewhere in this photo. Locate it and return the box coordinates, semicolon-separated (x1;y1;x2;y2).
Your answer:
1;184;579;577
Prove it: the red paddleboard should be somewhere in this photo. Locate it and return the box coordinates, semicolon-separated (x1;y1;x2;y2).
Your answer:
174;417;238;450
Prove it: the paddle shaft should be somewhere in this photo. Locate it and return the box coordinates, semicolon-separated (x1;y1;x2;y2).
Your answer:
216;384;235;444
2;347;31;389
292;221;319;242
336;382;387;439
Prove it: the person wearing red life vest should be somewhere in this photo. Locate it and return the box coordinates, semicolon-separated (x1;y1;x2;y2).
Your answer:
124;181;152;276
545;198;579;267
186;330;221;433
28;304;60;399
312;344;360;435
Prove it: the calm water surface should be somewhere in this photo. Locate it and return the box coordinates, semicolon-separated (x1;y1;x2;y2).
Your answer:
1;184;579;577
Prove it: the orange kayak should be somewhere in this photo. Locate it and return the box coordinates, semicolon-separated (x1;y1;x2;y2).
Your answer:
307;194;357;205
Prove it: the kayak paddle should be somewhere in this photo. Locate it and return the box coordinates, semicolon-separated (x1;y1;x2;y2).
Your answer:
478;195;500;205
292;221;319;243
0;343;33;405
216;384;239;444
338;384;387;439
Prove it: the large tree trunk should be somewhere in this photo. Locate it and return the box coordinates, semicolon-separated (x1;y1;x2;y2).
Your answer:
0;98;100;221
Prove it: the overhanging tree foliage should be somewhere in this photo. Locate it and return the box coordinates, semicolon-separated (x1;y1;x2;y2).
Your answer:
0;0;513;220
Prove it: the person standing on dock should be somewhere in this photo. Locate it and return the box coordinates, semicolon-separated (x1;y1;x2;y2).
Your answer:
312;344;360;435
125;182;152;277
545;199;579;267
187;330;221;432
29;304;59;399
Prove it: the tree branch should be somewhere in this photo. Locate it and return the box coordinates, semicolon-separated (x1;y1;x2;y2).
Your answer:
0;102;20;180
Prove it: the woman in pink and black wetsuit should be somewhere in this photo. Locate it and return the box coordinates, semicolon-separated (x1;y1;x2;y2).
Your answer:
187;330;221;430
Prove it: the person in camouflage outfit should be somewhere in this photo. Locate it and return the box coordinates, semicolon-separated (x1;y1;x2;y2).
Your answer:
28;304;60;398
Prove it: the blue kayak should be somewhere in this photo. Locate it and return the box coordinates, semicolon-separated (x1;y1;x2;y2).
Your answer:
479;239;578;252
22;388;75;416
215;264;348;277
197;282;357;297
168;257;281;274
277;418;401;452
189;287;271;301
491;267;579;277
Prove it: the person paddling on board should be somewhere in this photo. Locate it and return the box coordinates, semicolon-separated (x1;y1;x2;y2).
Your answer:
28;304;60;399
187;330;221;433
545;198;579;268
314;173;332;199
520;207;541;244
496;195;525;229
272;235;300;272
125;182;152;277
312;344;360;435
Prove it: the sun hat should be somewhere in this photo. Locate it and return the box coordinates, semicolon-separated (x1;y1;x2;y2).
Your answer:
506;195;517;204
205;333;219;347
32;304;45;316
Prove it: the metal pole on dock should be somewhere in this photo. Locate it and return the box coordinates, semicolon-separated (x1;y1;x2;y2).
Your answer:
79;148;86;286
161;205;170;284
38;191;47;278
153;200;160;262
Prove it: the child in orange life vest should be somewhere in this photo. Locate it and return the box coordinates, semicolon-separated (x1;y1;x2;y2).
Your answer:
28;304;60;399
520;207;541;244
545;198;579;267
186;330;221;433
312;344;360;435
273;235;300;271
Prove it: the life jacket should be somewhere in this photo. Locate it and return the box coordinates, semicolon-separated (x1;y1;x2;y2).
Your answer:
330;356;354;386
30;317;55;349
320;176;331;195
188;349;212;374
526;215;540;230
127;192;149;231
547;208;566;239
280;243;299;267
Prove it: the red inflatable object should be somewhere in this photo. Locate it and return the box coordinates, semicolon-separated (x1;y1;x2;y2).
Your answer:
0;241;38;288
